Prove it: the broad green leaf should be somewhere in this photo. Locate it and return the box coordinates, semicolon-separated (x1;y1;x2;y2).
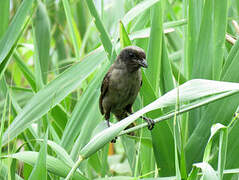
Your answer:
80;79;239;159
3;151;87;180
67;79;239;177
2;49;106;145
186;38;239;170
61;63;108;153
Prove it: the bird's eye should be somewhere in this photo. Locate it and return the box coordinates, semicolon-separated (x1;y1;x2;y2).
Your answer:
129;52;134;58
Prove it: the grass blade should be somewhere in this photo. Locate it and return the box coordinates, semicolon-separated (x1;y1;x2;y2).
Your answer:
0;0;9;38
13;52;36;92
3;151;87;180
2;49;106;145
33;1;51;85
0;0;34;64
122;0;160;25
85;0;116;59
62;0;81;58
28;130;48;180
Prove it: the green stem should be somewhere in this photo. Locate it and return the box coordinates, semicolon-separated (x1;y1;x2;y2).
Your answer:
120;90;238;136
65;155;83;180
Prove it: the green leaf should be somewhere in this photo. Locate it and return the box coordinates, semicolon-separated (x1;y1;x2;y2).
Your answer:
13;52;36;92
193;162;219;180
0;0;34;65
61;63;108;153
80;79;239;159
212;0;228;80
0;162;23;180
85;0;116;60
122;0;160;25
186;37;239;170
203;123;226;162
185;0;203;79
221;39;239;77
0;0;9;38
33;1;51;86
3;151;87;180
192;0;214;79
62;0;81;58
2;49;106;145
218;127;228;180
0;93;8;156
146;1;163;95
119;21;132;48
28;130;48;180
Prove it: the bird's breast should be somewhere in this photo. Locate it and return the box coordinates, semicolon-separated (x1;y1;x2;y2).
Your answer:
107;68;142;110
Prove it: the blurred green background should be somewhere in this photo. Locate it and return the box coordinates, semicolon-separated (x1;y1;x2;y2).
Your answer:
1;0;239;179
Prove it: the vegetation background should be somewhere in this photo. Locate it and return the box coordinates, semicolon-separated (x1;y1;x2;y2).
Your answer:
1;0;239;179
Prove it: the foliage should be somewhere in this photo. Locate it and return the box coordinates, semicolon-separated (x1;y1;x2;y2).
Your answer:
1;0;239;179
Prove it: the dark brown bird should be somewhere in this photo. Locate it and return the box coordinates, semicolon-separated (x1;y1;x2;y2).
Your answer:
99;46;155;142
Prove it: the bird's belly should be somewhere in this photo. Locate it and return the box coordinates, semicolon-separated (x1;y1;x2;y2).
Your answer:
107;74;141;113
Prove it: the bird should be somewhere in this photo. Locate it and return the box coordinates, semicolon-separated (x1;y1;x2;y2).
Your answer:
99;46;155;142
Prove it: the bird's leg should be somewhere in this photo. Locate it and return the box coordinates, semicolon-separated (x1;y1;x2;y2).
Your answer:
139;116;155;130
105;110;117;143
126;106;155;130
105;111;111;128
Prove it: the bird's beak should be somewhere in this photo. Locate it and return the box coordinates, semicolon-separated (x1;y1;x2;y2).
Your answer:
138;59;148;68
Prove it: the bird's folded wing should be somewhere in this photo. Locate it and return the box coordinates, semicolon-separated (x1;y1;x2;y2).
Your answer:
99;67;112;115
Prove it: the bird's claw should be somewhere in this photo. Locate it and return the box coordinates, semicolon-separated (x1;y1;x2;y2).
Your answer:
111;136;118;143
144;117;155;130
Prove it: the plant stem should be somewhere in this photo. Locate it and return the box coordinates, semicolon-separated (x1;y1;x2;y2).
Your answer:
65;155;83;180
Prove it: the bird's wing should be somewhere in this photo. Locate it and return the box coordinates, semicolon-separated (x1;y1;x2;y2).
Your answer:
99;67;112;115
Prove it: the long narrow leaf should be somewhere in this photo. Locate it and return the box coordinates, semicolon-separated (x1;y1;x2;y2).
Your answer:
0;0;34;64
2;49;106;145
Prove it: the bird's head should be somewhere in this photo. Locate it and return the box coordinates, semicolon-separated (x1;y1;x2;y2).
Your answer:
118;46;148;71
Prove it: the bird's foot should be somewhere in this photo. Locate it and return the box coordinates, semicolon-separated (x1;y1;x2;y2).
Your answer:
107;120;110;128
111;136;118;143
142;116;155;130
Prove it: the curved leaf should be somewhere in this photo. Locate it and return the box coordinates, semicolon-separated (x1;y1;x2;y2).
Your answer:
2;49;106;145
